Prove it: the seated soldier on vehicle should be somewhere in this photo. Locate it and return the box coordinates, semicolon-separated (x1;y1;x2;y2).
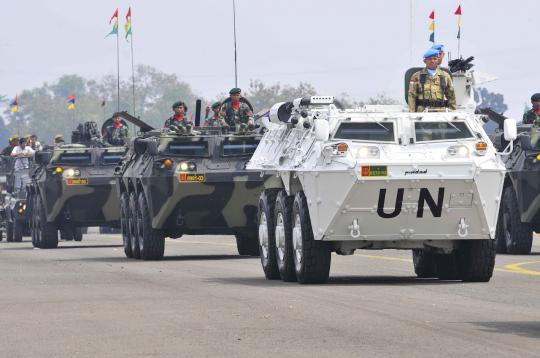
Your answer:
523;93;540;125
408;47;456;112
54;134;65;148
221;88;254;130
203;101;229;128
164;101;193;133
103;115;130;146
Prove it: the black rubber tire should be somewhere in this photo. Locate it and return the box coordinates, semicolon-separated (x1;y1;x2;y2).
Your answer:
292;192;331;284
258;189;280;280
6;221;14;242
502;187;533;254
274;191;296;282
235;234;260;256
60;229;73;241
129;192;141;259
138;192;165;260
412;249;437;278
435;253;460;280
30;194;38;247
120;192;133;258
13;220;23;242
495;200;507;254
34;195;58;249
73;227;83;242
458;240;496;282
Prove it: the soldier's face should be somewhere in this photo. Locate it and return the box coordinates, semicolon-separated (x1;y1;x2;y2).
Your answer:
230;94;241;103
533;101;540;111
174;106;185;115
114;117;121;124
424;56;439;70
212;107;220;114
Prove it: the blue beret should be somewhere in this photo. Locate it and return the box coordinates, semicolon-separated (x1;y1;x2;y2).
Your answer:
431;44;444;51
423;48;440;59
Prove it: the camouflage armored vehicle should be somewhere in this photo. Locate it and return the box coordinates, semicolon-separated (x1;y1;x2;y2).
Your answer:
484;109;540;254
115;102;268;260
247;60;516;284
27;121;125;248
2;155;32;242
0;155;8;240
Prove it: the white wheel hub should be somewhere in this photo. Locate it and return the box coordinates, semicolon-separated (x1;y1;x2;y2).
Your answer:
275;212;285;262
259;212;269;260
292;213;303;265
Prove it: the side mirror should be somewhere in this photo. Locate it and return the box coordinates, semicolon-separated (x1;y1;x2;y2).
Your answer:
504;118;517;141
35;151;52;165
314;119;330;141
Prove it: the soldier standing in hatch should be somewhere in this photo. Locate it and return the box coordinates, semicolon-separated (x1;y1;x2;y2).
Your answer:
203;102;229;128
221;88;254;128
164;101;193;132
408;48;456;112
523;93;540;125
54;134;65;148
103;115;129;146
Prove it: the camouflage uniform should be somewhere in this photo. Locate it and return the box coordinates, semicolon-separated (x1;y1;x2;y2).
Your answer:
164;115;192;128
523;109;540;125
408;68;456;112
103;124;129;146
221;101;254;127
204;114;228;128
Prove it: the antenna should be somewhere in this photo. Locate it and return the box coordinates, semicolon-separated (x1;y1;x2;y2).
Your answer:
232;0;238;87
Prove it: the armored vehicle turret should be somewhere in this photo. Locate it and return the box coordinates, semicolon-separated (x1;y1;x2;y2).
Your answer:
27;121;126;248
485;109;540;254
248;61;516;284
115;103;268;261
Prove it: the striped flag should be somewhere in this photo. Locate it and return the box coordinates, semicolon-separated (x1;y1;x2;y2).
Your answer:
455;5;462;39
106;8;119;37
10;95;18;113
68;95;75;110
428;10;435;43
124;7;132;41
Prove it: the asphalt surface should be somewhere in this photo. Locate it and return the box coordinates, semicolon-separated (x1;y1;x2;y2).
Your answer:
1;234;540;358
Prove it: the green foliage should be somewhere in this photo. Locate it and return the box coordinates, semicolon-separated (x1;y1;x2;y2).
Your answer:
244;80;317;110
476;87;508;114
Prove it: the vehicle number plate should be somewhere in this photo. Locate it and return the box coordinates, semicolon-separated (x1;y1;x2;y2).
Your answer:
66;178;89;185
179;173;205;183
361;166;387;177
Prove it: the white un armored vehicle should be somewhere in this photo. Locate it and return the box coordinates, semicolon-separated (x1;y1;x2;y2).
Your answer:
247;58;518;284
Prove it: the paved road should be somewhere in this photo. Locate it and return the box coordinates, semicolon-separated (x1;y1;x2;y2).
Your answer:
1;234;539;357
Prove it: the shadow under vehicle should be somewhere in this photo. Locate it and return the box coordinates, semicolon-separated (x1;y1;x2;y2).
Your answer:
483;108;540;254
1;156;31;242
27;121;126;248
115;102;268;261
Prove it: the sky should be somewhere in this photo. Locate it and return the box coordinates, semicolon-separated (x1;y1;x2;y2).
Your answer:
0;0;538;119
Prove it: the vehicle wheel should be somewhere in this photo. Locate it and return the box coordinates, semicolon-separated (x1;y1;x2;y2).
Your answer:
60;229;73;241
435;253;460;280
73;227;83;242
412;249;437;278
138;192;165;260
6;221;13;242
502;187;533;254
258;189;280;279
274;190;296;282
34;195;58;249
30;195;38;246
120;192;133;258
292;191;331;284
129;192;141;259
235;234;260;256
495;201;507;254
458;240;496;282
13;220;23;242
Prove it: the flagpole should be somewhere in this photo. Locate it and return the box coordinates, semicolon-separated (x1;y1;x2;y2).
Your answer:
232;0;238;87
130;35;136;116
116;21;120;113
409;0;413;66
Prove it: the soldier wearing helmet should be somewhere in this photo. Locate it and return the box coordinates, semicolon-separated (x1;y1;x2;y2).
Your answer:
221;88;254;129
408;47;456;112
203;101;229;128
523;93;540;125
164;101;193;133
54;134;65;148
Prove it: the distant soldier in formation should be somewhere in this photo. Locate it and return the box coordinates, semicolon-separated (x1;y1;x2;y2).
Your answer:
522;93;540;125
54;134;65;148
221;88;254;129
164;101;193;133
408;47;456;112
103;115;129;146
203;102;229;128
1;136;19;156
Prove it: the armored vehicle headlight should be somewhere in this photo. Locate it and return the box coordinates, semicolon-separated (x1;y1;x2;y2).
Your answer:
537;154;540;161
179;161;196;171
475;141;488;156
447;145;469;158
64;168;81;178
163;159;174;169
335;143;349;154
356;146;380;159
54;167;63;174
179;161;188;171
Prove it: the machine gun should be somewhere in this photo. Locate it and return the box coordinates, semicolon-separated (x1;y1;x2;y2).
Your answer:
448;56;475;73
71;121;103;147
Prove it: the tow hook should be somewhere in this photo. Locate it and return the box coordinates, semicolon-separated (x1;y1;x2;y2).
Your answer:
458;217;469;238
349;219;361;239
